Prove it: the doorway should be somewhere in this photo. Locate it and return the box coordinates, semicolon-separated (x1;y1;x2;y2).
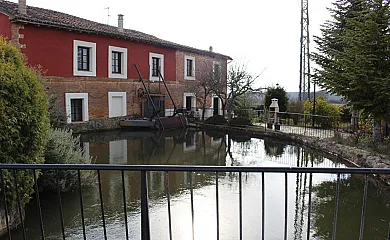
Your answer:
213;97;219;116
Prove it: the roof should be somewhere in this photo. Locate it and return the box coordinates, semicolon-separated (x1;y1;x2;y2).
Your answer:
0;0;232;60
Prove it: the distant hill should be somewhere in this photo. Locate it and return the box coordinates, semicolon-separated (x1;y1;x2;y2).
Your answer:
287;91;343;104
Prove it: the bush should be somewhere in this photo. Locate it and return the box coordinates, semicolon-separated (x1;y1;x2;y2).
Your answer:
0;37;49;207
229;117;252;126
39;128;95;192
48;94;67;128
304;96;341;128
205;115;227;125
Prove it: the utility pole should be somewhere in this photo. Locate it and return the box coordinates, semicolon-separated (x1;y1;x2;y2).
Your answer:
299;0;311;102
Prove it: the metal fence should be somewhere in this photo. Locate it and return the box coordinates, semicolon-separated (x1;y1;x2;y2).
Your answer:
0;164;389;240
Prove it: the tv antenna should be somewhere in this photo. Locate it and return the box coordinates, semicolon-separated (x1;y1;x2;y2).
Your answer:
104;7;110;25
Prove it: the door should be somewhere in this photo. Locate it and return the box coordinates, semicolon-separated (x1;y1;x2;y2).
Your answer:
186;96;192;111
213;97;219;116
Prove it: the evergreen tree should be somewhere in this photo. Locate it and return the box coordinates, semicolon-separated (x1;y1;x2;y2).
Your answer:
264;85;289;112
313;0;390;142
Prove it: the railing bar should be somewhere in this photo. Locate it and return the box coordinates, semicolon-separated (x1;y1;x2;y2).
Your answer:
13;169;26;240
33;169;45;240
262;172;265;240
239;172;243;240
306;173;313;240
165;171;172;240
55;170;65;240
140;171;150;240
97;170;107;240
284;172;288;240
216;172;220;240
190;171;195;240
332;173;341;240
359;175;369;240
387;221;390;240
0;170;11;240
121;170;129;240
77;170;86;240
0;164;390;175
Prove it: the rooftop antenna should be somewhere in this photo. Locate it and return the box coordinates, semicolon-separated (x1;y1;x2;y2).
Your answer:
104;7;110;25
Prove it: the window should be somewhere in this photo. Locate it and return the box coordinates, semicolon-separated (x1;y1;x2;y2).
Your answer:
112;51;122;73
108;46;128;79
152;57;160;77
184;56;195;80
71;99;83;122
65;93;89;123
213;62;221;81
77;47;90;71
149;53;164;81
73;40;96;76
187;60;193;76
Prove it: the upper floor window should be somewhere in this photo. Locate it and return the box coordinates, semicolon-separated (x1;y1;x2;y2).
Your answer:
152;57;160;77
78;47;90;71
73;40;96;77
112;51;122;73
149;53;164;81
213;61;221;81
187;60;193;76
108;46;128;79
184;56;195;80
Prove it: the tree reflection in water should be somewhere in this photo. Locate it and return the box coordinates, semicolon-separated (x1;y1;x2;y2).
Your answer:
311;176;390;240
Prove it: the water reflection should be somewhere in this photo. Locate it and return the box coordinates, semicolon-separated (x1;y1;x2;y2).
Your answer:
3;130;390;240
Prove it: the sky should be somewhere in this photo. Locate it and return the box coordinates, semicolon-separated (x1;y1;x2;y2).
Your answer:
9;0;335;91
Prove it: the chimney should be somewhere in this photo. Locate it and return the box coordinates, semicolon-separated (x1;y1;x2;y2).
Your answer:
118;14;124;32
209;46;213;52
19;0;27;14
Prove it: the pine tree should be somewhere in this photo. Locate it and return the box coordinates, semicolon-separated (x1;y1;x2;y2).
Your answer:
313;0;390;142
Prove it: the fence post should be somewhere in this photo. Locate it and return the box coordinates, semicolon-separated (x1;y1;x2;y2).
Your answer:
141;171;150;240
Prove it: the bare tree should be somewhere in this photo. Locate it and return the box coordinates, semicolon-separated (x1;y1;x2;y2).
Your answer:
217;62;260;122
184;61;214;121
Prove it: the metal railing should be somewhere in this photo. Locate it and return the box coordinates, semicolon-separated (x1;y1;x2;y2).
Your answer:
1;164;389;240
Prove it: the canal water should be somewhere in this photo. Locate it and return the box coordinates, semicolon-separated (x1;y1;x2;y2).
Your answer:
4;130;390;240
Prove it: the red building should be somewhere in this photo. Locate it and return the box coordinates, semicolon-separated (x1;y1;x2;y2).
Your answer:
0;0;231;123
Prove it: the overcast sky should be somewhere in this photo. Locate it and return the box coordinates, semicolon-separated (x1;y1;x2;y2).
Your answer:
10;0;334;91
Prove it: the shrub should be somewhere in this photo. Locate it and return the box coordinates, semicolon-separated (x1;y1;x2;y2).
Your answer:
0;37;49;207
229;117;252;126
204;115;227;125
48;94;67;128
39;128;95;192
304;96;341;128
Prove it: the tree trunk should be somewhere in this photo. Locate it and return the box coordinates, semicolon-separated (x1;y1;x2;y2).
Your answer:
373;119;382;143
227;99;234;123
201;91;207;121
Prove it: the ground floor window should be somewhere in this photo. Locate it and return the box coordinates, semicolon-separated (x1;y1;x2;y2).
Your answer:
71;99;83;122
65;93;89;123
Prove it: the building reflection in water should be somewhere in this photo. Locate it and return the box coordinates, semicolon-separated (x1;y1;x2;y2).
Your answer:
6;131;390;240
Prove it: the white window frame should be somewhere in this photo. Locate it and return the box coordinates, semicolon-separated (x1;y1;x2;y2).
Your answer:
149;52;164;81
183;93;196;110
108;92;127;118
184;55;195;80
73;40;96;77
65;93;89;123
183;132;196;152
108;46;128;79
213;60;222;77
